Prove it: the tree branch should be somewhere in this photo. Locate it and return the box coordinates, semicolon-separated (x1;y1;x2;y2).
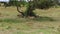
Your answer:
16;6;25;17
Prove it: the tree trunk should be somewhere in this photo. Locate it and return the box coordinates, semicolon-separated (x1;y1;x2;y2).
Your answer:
24;1;37;17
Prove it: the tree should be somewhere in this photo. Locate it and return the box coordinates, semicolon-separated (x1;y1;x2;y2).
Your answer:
16;0;37;17
16;0;56;18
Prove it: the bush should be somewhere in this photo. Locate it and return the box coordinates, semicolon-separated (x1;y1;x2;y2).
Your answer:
33;0;56;9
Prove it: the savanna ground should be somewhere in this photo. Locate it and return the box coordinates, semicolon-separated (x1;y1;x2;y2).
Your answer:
0;6;60;34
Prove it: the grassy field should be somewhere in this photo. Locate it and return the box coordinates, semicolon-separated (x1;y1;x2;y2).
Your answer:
0;7;60;34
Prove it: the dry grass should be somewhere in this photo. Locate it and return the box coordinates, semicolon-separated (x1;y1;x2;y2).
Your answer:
0;7;60;34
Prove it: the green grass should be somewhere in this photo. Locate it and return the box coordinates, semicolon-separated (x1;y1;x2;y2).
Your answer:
0;7;60;34
0;17;54;23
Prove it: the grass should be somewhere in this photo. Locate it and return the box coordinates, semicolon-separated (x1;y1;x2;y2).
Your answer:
0;7;60;34
33;16;55;22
